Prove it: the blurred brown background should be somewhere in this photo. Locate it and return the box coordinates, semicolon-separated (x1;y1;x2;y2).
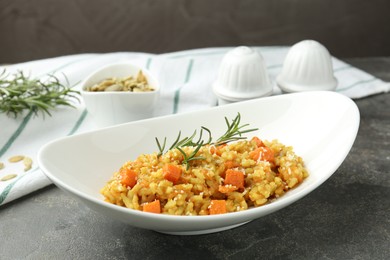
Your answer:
1;0;389;64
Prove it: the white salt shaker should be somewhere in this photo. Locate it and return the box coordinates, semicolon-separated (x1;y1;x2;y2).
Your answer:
213;46;273;105
276;40;338;93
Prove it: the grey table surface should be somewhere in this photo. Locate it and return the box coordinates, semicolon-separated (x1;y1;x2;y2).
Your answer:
1;57;389;260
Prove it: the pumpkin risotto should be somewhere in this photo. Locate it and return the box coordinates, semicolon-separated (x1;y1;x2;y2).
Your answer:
100;136;308;215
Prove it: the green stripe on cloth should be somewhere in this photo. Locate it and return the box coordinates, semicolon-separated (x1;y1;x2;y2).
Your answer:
146;57;153;69
0;111;33;157
0;166;39;205
67;109;88;135
337;78;378;92
173;59;194;114
334;65;353;72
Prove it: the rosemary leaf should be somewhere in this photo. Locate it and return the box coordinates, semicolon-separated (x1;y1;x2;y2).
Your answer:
168;131;182;150
177;142;205;170
156;137;166;157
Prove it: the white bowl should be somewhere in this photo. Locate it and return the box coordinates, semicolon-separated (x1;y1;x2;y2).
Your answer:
81;62;160;127
276;40;338;92
38;91;359;235
213;46;273;105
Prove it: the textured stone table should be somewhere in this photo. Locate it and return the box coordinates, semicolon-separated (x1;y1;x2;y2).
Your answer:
1;57;389;259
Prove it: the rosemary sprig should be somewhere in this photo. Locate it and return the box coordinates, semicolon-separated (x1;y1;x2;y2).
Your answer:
156;127;212;157
0;69;80;118
213;113;259;146
155;113;258;170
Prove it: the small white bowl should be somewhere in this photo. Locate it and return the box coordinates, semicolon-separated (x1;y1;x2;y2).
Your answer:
81;62;160;127
276;40;338;92
213;46;273;105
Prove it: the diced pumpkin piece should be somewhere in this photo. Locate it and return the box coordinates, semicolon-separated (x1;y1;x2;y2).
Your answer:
209;200;227;215
143;200;161;214
249;146;274;162
163;164;182;184
251;136;264;147
119;168;137;188
224;169;245;189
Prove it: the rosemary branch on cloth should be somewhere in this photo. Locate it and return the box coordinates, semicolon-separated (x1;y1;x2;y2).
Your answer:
0;70;80;118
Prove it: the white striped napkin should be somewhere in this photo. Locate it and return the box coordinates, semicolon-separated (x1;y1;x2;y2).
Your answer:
1;47;389;205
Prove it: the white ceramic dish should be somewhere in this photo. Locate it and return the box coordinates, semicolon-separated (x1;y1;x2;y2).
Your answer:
38;91;359;235
81;62;160;127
